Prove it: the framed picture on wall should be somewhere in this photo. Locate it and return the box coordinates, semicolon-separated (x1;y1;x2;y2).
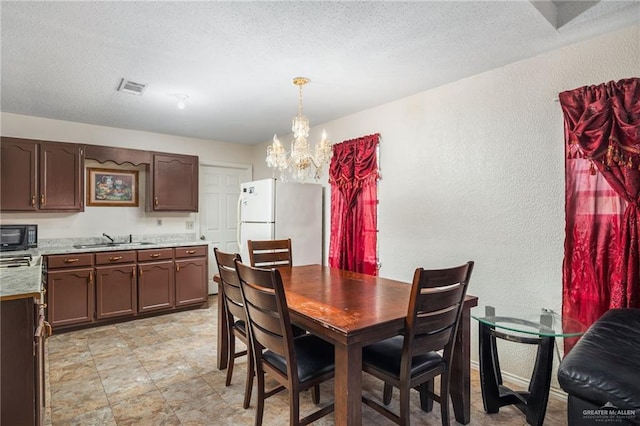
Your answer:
87;168;139;207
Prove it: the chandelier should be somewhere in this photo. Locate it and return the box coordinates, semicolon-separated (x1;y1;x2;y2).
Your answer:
266;77;332;181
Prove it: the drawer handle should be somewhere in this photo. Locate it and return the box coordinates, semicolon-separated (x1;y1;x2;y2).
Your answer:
64;258;80;263
176;264;180;272
109;256;123;261
185;250;196;254
154;197;159;207
150;253;160;258
31;195;36;207
40;194;45;206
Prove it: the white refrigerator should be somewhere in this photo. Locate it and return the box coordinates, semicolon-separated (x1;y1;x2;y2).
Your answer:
237;178;323;266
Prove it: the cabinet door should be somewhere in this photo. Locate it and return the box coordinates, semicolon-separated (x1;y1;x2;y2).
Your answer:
138;261;175;313
175;257;208;307
0;137;38;211
47;268;95;328
39;141;84;211
150;154;198;211
95;264;137;320
0;298;36;426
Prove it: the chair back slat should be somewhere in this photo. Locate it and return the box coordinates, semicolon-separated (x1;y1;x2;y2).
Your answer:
235;260;297;374
214;248;246;322
243;293;284;343
415;284;465;314
417;266;470;288
248;239;293;268
413;304;459;335
412;327;453;354
404;262;474;365
248;317;287;357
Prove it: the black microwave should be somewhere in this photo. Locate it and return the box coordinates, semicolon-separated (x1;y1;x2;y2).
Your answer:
0;224;38;251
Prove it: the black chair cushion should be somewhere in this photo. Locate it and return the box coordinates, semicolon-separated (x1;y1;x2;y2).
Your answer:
292;324;307;337
557;309;640;409
232;319;246;332
362;335;444;379
263;334;335;383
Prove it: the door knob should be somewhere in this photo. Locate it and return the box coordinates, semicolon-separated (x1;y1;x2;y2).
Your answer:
200;235;206;240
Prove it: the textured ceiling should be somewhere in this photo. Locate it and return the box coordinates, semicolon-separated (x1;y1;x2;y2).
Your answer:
1;1;639;145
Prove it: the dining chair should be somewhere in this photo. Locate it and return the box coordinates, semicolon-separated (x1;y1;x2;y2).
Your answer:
213;248;253;409
235;260;335;426
361;261;474;426
247;238;293;268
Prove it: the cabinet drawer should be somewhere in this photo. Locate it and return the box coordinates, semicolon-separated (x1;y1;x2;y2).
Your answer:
175;245;207;258
46;253;93;269
137;248;173;262
95;251;136;265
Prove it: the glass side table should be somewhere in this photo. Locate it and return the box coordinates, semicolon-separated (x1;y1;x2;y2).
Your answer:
473;306;587;426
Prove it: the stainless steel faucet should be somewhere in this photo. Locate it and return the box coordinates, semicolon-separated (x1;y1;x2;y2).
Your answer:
102;233;115;243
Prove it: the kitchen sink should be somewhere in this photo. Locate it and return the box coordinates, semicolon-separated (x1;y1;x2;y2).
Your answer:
73;242;155;249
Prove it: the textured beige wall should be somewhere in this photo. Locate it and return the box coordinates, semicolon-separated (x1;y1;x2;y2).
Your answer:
252;24;640;388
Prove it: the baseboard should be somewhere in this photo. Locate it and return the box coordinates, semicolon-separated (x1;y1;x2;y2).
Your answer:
470;360;568;402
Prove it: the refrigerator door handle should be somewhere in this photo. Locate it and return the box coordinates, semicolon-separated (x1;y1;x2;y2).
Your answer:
236;194;243;250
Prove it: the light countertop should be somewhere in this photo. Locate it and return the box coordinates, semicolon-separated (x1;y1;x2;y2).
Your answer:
37;240;208;256
0;239;209;300
0;256;43;301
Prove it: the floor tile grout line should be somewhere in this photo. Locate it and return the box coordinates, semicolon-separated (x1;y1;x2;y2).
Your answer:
46;296;568;425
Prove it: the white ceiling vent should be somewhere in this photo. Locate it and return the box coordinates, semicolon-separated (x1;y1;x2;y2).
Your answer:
117;78;148;96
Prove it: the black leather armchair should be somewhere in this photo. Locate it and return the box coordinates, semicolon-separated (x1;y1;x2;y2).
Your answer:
557;309;640;425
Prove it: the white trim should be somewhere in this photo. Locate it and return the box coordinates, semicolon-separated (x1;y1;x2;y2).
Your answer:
470;360;568;402
198;159;252;176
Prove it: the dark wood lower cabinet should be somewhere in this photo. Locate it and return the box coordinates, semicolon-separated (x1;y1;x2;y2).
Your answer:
47;267;95;328
95;264;137;319
175;257;208;307
45;245;208;332
0;296;48;426
138;260;175;313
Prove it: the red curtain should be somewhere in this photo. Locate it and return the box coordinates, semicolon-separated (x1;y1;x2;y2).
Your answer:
561;77;640;349
328;133;379;275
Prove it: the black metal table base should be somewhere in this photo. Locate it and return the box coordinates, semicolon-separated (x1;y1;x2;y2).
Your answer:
478;322;555;426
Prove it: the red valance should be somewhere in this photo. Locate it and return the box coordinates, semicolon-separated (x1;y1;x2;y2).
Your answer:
561;78;640;172
329;133;380;192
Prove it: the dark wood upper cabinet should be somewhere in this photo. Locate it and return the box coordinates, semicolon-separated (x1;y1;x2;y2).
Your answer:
39;141;84;211
1;138;199;213
1;138;38;211
148;153;198;212
1;137;84;212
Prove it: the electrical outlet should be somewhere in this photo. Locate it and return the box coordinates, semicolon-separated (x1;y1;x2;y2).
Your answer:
186;221;194;230
156;219;163;226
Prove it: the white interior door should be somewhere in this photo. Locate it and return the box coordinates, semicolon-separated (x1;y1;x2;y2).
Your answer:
199;164;251;294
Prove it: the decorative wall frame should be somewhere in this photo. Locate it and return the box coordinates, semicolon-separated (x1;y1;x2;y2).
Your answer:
87;168;139;207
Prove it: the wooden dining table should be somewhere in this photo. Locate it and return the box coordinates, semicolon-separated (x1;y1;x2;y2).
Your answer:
216;265;478;426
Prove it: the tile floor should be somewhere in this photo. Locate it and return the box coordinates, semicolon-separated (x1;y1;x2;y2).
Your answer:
45;296;568;425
